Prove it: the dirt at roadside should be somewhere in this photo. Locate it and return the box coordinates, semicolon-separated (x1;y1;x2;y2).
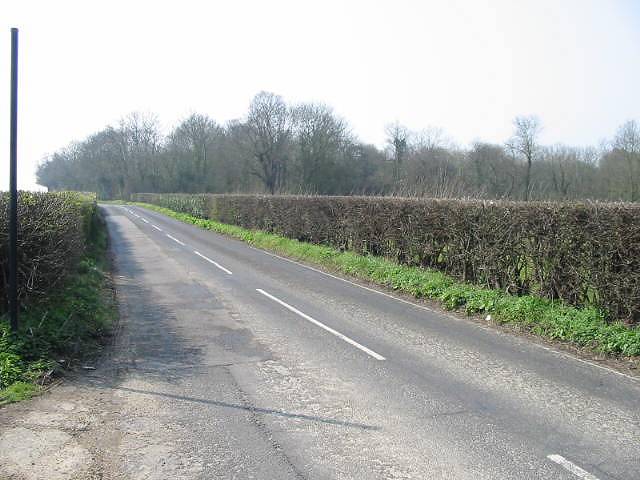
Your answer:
0;370;124;480
0;249;127;479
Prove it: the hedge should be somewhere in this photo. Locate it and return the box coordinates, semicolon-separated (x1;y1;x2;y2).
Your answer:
0;191;97;311
132;193;640;326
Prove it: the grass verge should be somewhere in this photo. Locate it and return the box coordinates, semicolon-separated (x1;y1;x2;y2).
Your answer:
129;201;640;359
0;209;115;405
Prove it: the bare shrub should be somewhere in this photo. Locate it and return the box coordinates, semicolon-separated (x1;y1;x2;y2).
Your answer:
134;193;640;325
0;192;96;310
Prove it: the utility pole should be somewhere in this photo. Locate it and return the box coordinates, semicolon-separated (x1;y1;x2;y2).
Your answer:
8;28;19;332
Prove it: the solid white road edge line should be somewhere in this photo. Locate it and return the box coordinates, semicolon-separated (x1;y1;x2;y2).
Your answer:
193;250;233;275
547;454;600;480
256;288;386;361
250;246;640;384
165;233;186;246
151;224;162;231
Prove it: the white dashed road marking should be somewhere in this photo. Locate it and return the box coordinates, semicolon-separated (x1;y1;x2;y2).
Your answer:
256;288;386;361
193;250;233;275
165;234;186;246
547;455;600;480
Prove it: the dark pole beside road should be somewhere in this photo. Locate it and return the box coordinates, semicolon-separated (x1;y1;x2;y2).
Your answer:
9;28;19;332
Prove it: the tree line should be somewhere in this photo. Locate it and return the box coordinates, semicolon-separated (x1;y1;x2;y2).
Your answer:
37;91;640;201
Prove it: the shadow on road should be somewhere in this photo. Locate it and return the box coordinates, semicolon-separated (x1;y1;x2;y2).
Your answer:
113;385;381;431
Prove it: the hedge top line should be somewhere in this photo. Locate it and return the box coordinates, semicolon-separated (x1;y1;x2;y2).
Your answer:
132;192;640;209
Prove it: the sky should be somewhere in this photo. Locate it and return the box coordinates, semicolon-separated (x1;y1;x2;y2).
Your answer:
1;0;639;190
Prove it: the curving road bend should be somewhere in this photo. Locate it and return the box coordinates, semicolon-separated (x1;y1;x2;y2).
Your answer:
101;204;640;480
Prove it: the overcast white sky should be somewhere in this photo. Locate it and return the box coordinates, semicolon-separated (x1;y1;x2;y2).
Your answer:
1;0;639;190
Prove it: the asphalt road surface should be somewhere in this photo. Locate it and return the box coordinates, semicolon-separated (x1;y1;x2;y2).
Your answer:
100;204;640;480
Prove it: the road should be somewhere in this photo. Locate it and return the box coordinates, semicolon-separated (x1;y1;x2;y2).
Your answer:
101;204;640;479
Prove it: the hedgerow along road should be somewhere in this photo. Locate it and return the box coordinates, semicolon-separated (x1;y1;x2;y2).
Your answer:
102;204;640;480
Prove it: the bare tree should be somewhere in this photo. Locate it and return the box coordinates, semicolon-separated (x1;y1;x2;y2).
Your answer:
34;96;640;203
168;113;221;192
291;103;351;193
403;127;460;197
111;112;162;195
506;115;541;200
467;142;517;198
412;126;448;151
540;144;579;199
613;120;640;201
246;92;292;194
385;122;409;183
